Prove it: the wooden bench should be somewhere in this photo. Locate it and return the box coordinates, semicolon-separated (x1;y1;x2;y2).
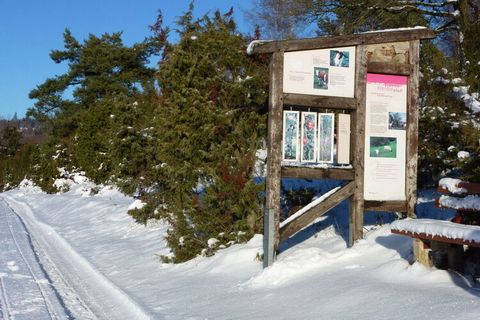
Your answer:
436;178;480;225
391;219;480;270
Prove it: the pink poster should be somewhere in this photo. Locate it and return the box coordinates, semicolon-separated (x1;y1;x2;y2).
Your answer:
364;73;407;201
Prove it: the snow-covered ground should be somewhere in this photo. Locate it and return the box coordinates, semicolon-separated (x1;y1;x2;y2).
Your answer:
0;200;71;319
1;179;480;319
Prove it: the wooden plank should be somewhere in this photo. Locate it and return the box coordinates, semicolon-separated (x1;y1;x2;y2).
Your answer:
348;109;357;247
264;51;284;268
252;29;436;54
352;44;368;243
367;41;410;64
391;229;480;248
283;93;357;110
458;182;480;194
280;181;355;242
406;40;420;218
364;200;407;212
348;194;355;247
367;62;411;75
281;166;354;180
438;182;480;196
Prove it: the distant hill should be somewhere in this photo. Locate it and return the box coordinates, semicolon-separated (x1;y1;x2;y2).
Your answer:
0;118;47;144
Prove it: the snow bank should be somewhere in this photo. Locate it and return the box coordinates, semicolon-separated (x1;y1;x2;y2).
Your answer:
391;218;480;243
16;179;42;193
128;199;146;211
3;177;480;319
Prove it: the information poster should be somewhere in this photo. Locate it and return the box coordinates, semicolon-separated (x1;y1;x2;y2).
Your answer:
364;74;407;201
301;112;317;162
318;113;335;163
282;111;300;162
336;114;351;165
283;47;356;98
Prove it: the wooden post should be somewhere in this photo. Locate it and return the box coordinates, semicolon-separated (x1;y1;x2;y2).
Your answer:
348;111;356;247
413;238;433;267
264;51;284;268
352;44;368;243
406;40;420;218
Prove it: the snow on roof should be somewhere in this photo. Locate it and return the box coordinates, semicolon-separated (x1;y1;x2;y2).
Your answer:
391;218;480;244
439;194;480;210
246;40;273;55
438;177;466;195
281;162;353;169
246;26;430;55
358;26;427;34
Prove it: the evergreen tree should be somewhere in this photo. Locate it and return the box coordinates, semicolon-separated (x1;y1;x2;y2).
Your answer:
1;126;22;157
129;6;269;262
27;28;164;137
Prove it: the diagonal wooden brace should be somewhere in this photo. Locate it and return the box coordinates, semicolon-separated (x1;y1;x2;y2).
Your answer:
279;181;355;242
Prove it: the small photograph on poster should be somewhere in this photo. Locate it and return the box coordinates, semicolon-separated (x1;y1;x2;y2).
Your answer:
318;113;334;163
330;50;350;67
370;137;397;158
283;111;300;161
313;67;329;90
301;112;317;162
388;112;407;130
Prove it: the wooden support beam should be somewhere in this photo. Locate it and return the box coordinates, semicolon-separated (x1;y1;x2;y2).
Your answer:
364;200;407;212
264;51;284;268
281;166;354;181
348;110;357;247
352;44;368;243
367;62;411;75
406;40;420;218
280;181;355;242
283;93;357;110
251;29;436;54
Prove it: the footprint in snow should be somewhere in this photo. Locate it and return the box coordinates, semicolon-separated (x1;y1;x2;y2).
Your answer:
7;261;19;272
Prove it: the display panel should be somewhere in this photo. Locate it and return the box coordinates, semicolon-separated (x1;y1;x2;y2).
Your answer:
364;74;407;201
318;113;335;163
283;47;356;98
282;110;300;162
300;112;318;163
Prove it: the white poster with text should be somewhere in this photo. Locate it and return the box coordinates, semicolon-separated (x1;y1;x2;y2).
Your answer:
364;73;407;201
283;47;355;98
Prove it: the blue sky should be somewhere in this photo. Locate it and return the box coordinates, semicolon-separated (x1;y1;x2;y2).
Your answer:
0;0;254;119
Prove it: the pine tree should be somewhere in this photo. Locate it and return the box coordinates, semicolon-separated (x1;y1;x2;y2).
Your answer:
28;28;163;138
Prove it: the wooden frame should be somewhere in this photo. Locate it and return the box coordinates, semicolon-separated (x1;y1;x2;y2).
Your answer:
253;28;436;268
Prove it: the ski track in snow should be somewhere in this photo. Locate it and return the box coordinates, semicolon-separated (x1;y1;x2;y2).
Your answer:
1;196;154;320
0;199;70;319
